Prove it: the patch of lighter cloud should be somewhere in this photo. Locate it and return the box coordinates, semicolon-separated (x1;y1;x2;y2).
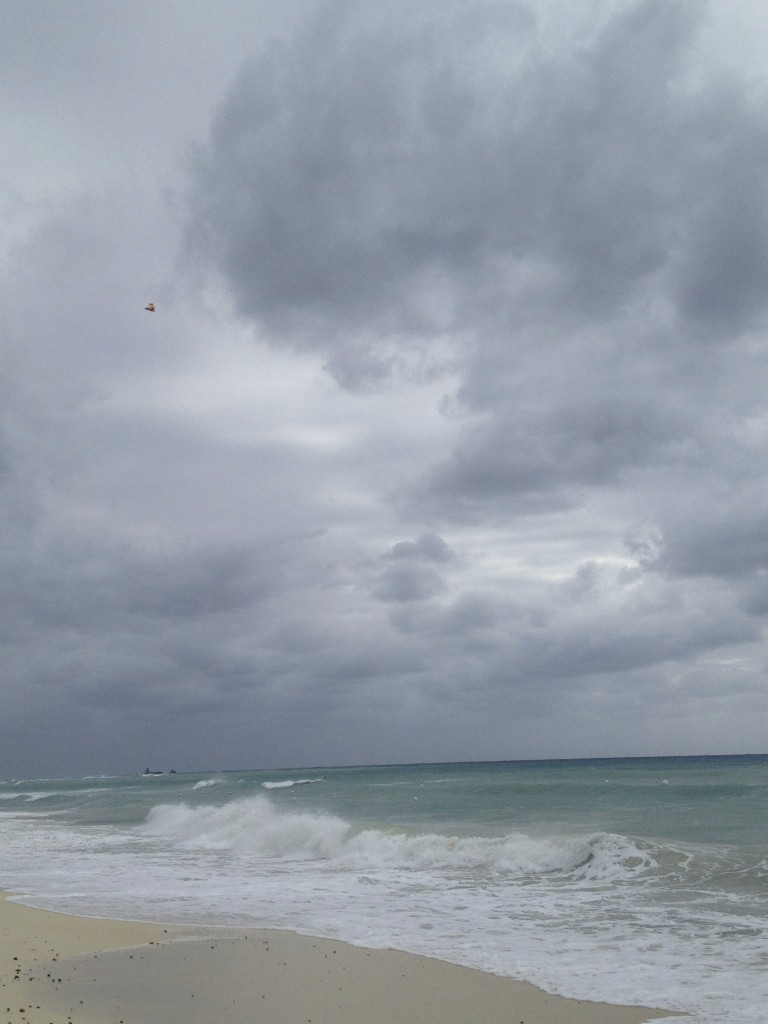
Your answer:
456;505;636;589
699;1;768;89
107;313;459;465
105;325;325;433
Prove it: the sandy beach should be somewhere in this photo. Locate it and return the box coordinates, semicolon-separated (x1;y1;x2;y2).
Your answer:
1;893;682;1024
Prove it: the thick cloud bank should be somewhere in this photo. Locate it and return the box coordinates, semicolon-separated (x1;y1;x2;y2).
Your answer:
3;0;768;776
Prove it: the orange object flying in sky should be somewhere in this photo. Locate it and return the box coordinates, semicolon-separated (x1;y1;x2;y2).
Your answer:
145;302;155;312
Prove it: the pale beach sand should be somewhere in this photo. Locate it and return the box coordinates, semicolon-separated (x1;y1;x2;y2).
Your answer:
1;893;683;1024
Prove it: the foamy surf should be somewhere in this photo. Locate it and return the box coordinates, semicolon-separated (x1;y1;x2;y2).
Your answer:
261;777;325;789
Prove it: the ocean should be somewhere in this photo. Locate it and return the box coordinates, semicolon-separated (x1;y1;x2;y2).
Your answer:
1;755;766;1024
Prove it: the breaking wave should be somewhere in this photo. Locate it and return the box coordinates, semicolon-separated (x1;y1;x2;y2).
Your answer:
139;794;659;879
261;777;325;790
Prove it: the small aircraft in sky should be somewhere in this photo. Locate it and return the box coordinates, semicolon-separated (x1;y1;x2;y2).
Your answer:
144;302;156;312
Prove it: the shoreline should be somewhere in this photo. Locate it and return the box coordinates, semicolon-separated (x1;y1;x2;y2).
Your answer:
1;893;683;1024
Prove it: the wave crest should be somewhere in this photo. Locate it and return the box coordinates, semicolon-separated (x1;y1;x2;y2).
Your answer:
261;778;325;790
139;796;657;878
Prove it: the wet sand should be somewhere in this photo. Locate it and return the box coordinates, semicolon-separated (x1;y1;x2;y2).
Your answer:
1;893;682;1024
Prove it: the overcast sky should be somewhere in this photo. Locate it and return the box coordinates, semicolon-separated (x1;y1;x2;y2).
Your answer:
4;0;768;778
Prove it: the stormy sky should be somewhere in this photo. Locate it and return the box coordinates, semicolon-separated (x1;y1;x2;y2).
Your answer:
3;0;768;777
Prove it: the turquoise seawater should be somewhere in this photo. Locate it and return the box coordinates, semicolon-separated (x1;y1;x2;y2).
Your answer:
2;755;767;1023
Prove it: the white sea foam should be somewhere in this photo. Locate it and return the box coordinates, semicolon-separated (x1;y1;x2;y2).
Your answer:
142;796;351;859
1;791;66;802
139;795;659;880
261;777;325;789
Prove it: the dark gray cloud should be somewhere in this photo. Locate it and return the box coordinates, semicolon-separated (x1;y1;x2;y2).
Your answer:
388;533;455;563
3;0;768;777
421;395;688;519
369;533;455;601
655;508;768;580
189;1;768;372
